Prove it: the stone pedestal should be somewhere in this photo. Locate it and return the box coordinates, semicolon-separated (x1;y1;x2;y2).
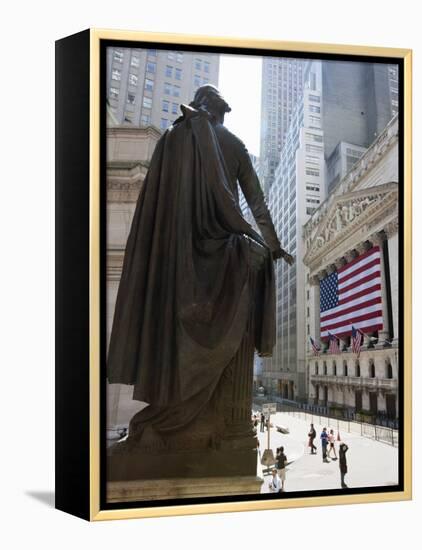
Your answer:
107;473;264;503
108;446;259;481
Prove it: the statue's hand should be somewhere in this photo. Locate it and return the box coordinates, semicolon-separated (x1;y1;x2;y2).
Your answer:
271;248;283;261
283;252;295;266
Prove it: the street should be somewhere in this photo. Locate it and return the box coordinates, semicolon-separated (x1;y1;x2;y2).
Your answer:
257;412;399;493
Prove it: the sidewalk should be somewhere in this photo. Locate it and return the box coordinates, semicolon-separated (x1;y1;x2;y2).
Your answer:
258;412;399;493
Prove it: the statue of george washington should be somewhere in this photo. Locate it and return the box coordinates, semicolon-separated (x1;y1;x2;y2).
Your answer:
107;85;294;480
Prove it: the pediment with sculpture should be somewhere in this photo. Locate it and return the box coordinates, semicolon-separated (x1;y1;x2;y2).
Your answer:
303;181;398;267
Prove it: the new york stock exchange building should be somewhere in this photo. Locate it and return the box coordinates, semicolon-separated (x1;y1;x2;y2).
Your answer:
303;116;399;425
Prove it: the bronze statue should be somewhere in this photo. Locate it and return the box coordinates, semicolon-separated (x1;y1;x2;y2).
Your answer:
107;85;294;480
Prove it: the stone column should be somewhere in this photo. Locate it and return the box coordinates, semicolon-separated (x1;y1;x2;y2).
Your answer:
310;274;321;344
317;269;328;351
385;221;399;345
371;232;391;347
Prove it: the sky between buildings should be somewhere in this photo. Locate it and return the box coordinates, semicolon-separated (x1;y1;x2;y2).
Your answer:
218;54;262;157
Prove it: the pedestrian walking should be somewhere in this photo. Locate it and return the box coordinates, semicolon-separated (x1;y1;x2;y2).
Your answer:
327;429;337;460
268;468;282;493
260;412;265;433
339;442;349;488
320;427;329;462
275;446;287;491
308;423;317;454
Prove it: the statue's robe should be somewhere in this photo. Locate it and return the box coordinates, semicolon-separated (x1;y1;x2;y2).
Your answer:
107;106;280;437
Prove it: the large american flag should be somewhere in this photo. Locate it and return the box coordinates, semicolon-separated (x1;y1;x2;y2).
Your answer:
320;246;383;340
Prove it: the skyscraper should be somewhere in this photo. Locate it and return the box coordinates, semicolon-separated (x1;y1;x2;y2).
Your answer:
265;61;325;400
260;58;305;193
318;60;399;192
106;47;219;129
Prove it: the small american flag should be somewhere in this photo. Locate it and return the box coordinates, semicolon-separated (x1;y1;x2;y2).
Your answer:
351;325;364;356
320;246;383;339
310;336;321;356
328;332;340;355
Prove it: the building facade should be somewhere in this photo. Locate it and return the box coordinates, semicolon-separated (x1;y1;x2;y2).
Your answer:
261;61;325;401
303;115;399;421
106;47;219;129
260;58;305;193
106;125;161;431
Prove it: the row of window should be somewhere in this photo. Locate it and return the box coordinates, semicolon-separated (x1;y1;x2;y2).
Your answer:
195;59;211;73
194;75;210;88
111;69;140;86
312;361;393;379
164;82;181;97
165;65;182;80
162;100;179;115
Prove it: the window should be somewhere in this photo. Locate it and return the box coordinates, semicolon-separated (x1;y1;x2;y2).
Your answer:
323;361;327;375
306;168;320;177
369;361;375;378
129;74;138;86
306;144;323;154
141;113;151;126
309;115;321;126
306;184;320;192
315;363;319;375
343;361;348;376
333;362;337;376
146;61;156;73
162;100;169;112
148;49;157;57
194;75;201;87
113;50;123;63
355;361;361;377
305;132;323;143
386;361;393;379
109;87;119;99
167;51;175;60
143;96;152;109
160;118;168;130
307;198;320;205
309;104;320;113
130;55;140;68
172;103;178;115
164;82;171;95
204;61;210;73
195;58;202;71
176;52;183;63
175;68;182;80
173;85;180;97
127;93;135;105
308;94;320;102
111;69;121;81
144;78;154;91
165;65;173;78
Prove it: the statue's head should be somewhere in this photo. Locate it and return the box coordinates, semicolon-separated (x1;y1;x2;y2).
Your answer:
189;84;231;123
